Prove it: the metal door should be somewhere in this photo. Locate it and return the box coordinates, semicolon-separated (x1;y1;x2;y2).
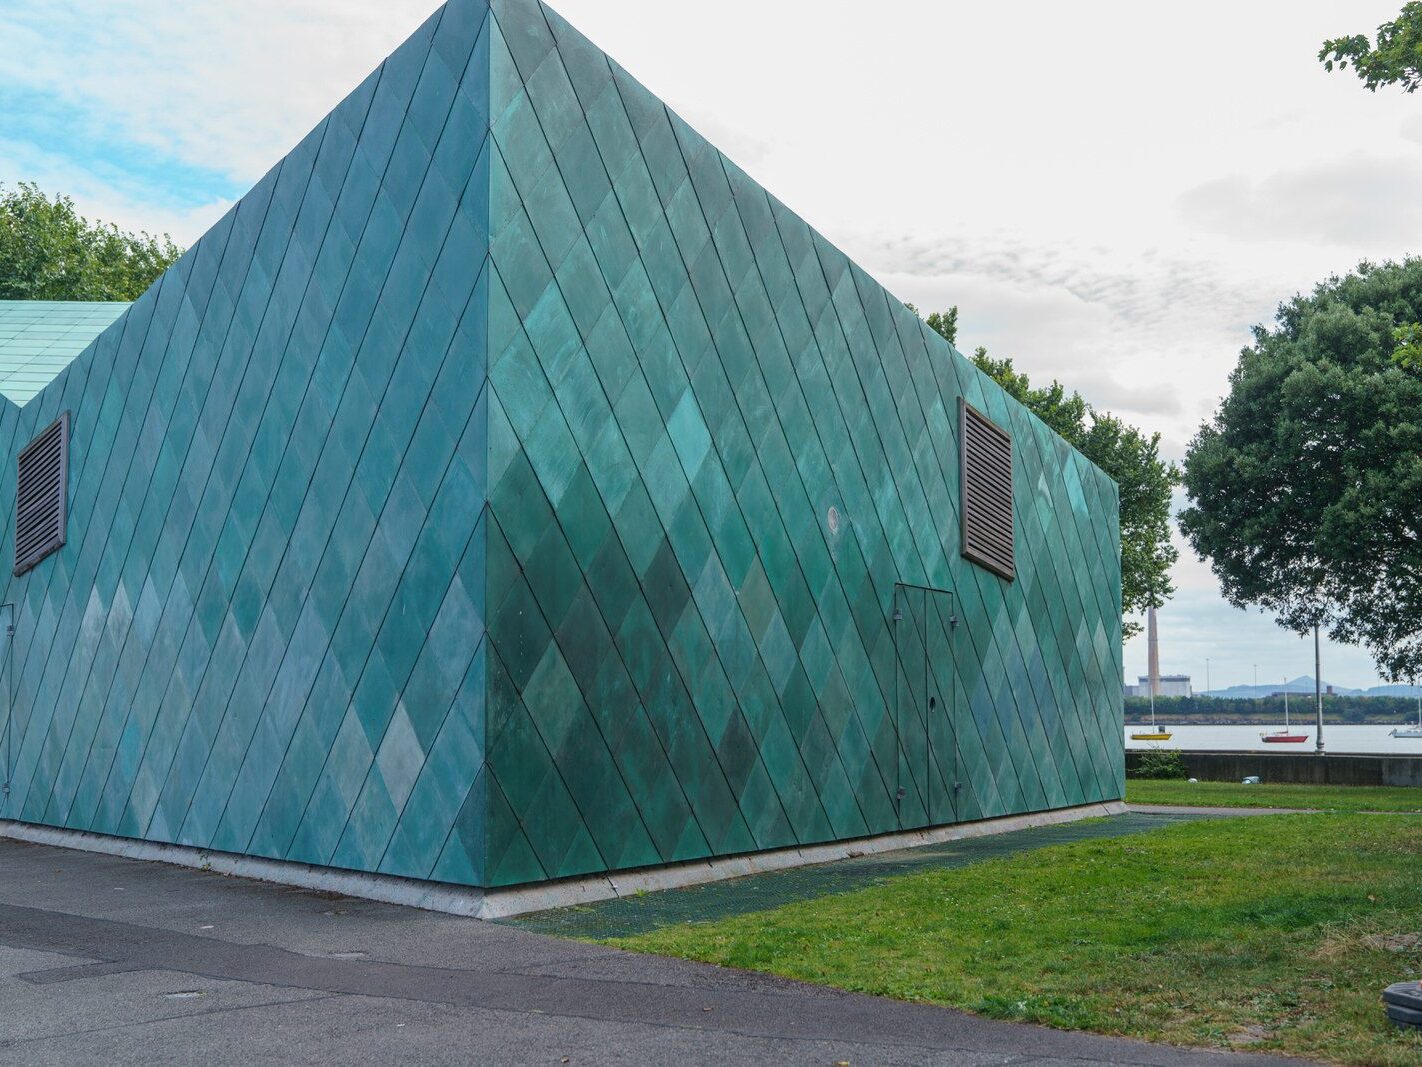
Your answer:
893;584;958;828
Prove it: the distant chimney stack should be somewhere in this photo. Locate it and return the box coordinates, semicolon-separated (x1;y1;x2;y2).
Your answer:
1148;607;1160;698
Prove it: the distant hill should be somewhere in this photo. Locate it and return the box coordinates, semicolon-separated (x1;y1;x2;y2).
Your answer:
1200;675;1422;700
1364;684;1422;698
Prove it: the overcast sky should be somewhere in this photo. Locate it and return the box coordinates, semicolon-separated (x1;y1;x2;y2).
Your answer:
3;0;1417;690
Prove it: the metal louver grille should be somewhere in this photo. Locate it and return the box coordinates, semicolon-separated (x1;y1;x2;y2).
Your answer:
15;412;69;576
960;399;1014;581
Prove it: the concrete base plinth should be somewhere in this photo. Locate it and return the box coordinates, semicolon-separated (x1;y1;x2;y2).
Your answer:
1;800;1127;920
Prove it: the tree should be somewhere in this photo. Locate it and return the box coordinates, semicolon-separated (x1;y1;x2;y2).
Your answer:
924;307;958;347
1393;321;1422;370
1179;259;1422;681
904;305;959;348
0;182;181;301
919;307;1178;638
1319;2;1422;93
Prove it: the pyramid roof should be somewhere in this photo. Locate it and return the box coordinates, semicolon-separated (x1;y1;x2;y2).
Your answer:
0;300;129;405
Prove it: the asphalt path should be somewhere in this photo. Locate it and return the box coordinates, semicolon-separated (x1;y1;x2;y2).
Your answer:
0;834;1305;1065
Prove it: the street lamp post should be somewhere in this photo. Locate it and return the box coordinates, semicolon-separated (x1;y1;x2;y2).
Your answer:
1315;624;1325;754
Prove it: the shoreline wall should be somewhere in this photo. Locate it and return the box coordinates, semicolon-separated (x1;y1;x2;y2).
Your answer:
1126;750;1422;787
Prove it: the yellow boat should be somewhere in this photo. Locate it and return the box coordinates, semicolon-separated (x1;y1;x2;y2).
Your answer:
1130;699;1171;741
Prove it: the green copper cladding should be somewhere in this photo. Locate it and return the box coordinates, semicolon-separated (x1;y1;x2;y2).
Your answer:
477;0;1121;885
0;302;129;405
0;0;495;884
0;0;1121;891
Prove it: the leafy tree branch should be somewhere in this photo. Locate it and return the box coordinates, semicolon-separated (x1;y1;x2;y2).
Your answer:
1181;258;1422;681
1320;2;1422;93
0;182;182;301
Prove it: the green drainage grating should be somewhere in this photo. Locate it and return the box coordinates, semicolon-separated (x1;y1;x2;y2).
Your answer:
505;811;1208;939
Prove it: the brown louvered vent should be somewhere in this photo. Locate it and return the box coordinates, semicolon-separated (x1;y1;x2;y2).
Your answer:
959;399;1014;581
15;412;69;576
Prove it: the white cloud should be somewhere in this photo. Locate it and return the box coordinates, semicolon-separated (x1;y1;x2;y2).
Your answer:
0;135;232;243
4;0;1417;687
1177;157;1422;246
864;232;1277;462
0;1;433;180
1404;113;1422;148
0;0;435;242
1124;581;1383;693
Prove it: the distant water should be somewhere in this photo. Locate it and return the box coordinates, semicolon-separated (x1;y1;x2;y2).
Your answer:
1124;723;1422;755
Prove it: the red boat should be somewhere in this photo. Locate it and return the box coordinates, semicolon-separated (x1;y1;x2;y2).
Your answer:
1261;683;1307;743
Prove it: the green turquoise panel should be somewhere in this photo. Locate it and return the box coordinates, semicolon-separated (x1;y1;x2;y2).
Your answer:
0;0;1120;892
0;301;130;406
0;0;494;888
479;0;1122;887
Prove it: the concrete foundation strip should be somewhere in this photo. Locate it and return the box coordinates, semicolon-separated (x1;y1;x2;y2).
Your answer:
1;800;1127;919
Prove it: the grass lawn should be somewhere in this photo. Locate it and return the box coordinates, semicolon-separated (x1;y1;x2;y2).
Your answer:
1128;779;1422;813
612;814;1422;1064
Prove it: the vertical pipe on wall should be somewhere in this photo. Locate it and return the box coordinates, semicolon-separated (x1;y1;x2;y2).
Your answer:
923;587;929;823
1;603;12;807
892;590;903;829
